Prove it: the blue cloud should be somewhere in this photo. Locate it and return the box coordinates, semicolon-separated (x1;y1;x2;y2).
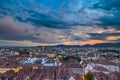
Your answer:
1;0;120;28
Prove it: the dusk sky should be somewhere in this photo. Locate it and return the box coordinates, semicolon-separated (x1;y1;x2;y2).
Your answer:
0;0;120;46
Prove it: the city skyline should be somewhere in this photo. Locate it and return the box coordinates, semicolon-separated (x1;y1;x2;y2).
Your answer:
0;0;120;46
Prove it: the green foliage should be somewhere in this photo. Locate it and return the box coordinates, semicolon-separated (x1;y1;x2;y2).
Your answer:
57;55;69;60
75;56;81;62
18;50;29;54
116;72;120;80
57;55;63;60
89;58;93;61
85;71;93;80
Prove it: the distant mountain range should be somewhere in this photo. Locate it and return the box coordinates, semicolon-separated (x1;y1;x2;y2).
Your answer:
0;42;120;48
82;42;120;48
37;42;120;48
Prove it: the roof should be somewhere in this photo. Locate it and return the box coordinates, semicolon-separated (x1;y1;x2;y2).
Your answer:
94;66;109;72
87;53;95;57
93;72;108;80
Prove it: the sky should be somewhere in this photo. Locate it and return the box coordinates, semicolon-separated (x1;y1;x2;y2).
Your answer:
0;0;120;46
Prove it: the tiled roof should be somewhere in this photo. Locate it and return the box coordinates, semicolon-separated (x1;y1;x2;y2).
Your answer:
93;72;108;80
94;66;109;72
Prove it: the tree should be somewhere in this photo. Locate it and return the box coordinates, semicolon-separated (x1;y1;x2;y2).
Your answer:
18;50;29;54
116;72;120;80
85;71;93;80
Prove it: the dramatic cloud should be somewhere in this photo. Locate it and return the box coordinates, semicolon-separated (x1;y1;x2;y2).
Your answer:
0;0;120;46
106;36;120;41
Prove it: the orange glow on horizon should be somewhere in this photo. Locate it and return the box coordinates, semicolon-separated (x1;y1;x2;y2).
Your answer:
20;36;120;46
80;40;107;45
39;40;107;46
63;41;79;45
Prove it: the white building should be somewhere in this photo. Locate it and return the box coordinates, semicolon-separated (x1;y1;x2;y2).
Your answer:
43;58;62;66
85;61;119;74
23;57;38;64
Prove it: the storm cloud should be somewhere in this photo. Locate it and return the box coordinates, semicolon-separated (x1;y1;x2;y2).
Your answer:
0;0;120;46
